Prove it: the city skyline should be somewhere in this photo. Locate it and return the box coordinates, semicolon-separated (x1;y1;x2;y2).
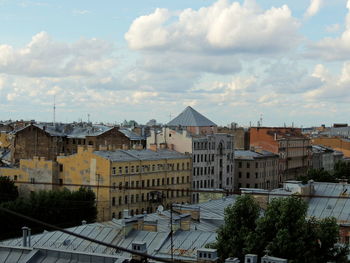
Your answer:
1;0;350;127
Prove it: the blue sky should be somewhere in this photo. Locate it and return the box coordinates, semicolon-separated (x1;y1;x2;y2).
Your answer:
0;0;350;127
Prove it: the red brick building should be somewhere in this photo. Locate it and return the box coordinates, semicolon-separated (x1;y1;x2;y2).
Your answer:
250;127;312;183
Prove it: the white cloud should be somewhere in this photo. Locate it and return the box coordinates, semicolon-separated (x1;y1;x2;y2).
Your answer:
325;23;340;33
304;0;322;18
0;32;117;77
307;1;350;60
125;0;300;54
72;9;90;15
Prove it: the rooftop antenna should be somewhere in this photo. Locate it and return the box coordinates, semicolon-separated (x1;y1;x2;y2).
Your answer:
88;114;90;123
53;95;56;126
260;114;263;127
169;113;172;122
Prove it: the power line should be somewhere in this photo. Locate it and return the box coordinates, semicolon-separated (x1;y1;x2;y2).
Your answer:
10;180;350;199
0;206;183;263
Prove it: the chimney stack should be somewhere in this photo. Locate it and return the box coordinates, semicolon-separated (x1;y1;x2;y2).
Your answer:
22;227;31;247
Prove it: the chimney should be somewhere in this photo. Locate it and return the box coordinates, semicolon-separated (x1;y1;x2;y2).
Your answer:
82;220;87;225
122;144;129;150
22;227;31;247
244;254;258;263
197;248;219;263
173;204;200;221
123;209;129;219
159;143;167;150
179;214;191;231
131;241;147;262
149;143;157;152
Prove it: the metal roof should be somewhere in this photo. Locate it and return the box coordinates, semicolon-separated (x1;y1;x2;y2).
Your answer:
234;150;278;160
307;182;350;223
119;129;145;141
94;149;190;162
167;107;217;127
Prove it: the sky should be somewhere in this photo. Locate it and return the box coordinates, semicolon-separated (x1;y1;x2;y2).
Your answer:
0;0;350;127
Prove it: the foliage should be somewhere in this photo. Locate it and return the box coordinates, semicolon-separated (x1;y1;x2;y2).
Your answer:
209;195;260;261
334;160;350;180
297;168;336;183
0;176;19;204
213;195;348;263
0;187;97;240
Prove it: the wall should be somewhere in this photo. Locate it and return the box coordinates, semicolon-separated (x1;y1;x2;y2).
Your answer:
0;132;11;148
0;157;58;196
57;146;111;222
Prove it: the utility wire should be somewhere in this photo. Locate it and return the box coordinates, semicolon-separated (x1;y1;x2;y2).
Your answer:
9;180;350;199
0;206;182;263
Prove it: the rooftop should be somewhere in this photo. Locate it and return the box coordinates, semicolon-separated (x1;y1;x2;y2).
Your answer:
234;150;278;160
167;106;217;127
94;149;190;162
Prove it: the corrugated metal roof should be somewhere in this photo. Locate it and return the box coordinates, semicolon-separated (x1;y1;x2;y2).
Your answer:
119;129;145;141
307;182;350;223
167;107;217;127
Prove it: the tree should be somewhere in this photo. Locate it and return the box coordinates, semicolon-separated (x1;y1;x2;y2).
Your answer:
0;187;97;240
334;160;350;180
0;176;18;204
297;169;336;183
209;195;260;261
213;195;348;262
249;196;348;263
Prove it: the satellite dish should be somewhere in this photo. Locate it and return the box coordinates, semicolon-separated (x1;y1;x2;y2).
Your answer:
157;205;164;213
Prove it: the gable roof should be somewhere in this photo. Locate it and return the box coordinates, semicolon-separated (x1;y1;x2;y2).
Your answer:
167;106;217;127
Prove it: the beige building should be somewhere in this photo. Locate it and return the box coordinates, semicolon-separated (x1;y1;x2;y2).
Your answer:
0;157;58;195
235;150;279;190
57;146;191;221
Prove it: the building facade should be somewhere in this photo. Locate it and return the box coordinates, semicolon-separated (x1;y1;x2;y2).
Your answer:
147;106;235;203
312;145;343;171
235;150;279;190
57;146;191;221
250;127;312;183
12;124;136;163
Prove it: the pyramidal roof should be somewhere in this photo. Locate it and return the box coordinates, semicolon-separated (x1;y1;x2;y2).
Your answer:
167;106;217;127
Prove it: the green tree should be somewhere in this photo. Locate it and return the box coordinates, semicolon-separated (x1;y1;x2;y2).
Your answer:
249;196;348;263
0;187;97;240
0;176;19;203
210;195;260;261
297;169;336;183
334;160;350;180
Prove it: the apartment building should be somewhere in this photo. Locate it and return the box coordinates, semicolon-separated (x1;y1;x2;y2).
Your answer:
12;123;139;163
250;127;311;183
57;146;191;221
147;106;234;202
235;150;279;190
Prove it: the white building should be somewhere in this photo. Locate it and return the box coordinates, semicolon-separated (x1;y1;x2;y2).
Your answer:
147;107;235;202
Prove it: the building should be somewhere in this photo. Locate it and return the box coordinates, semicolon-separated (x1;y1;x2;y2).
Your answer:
217;125;250;150
311;137;350;158
147;106;235;202
57;146;191;221
235;150;279;190
312;145;343;171
0;157;59;195
250;127;312;182
167;106;217;135
12;123;138;163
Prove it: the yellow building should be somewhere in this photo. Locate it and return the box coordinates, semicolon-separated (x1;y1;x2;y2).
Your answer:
0;157;58;195
57;146;192;221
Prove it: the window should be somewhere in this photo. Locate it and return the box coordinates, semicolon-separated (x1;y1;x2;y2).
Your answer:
152;179;155;186
157;178;160;186
30;178;35;184
131;166;134;173
113;183;116;189
162;178;165;185
112;167;116;175
255;172;258;179
247;172;250;179
136;166;139;173
147;180;150;187
239;172;242;178
119;196;122;205
152;165;155;171
131;195;134;203
119;167;122;174
247;163;250;168
255;162;258;168
177;177;179;184
125;166;129;174
59;164;63;172
239;162;242;168
142;180;145;187
59;178;62;185
112;197;116;206
124;195;128;204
